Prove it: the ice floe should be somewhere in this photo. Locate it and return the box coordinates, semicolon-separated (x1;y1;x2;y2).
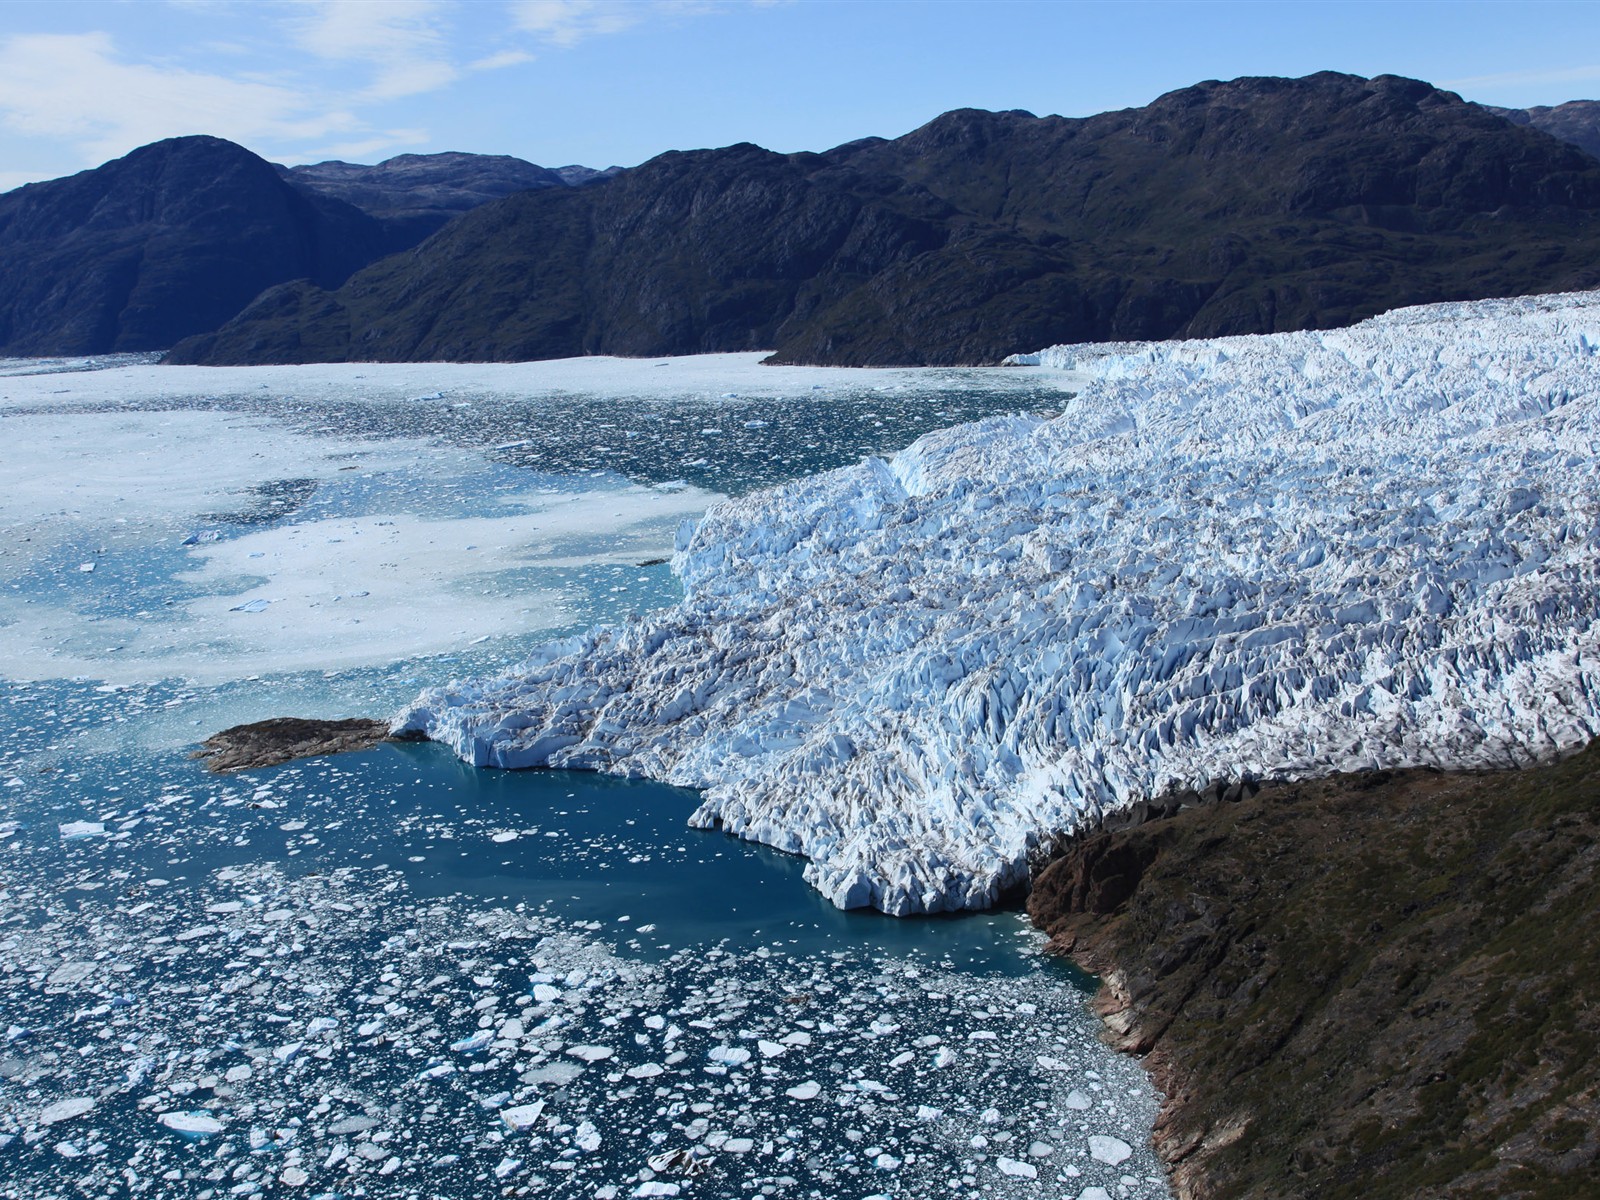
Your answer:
401;290;1600;913
0;859;1164;1199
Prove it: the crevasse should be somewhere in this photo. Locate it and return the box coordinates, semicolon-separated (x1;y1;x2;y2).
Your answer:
396;290;1600;915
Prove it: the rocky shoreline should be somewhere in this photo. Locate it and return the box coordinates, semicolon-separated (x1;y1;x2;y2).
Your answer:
1027;741;1600;1199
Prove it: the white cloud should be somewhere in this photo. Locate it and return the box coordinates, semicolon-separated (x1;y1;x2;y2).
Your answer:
291;0;460;99
470;48;537;71
1442;64;1600;94
309;129;432;162
510;1;640;48
0;32;362;165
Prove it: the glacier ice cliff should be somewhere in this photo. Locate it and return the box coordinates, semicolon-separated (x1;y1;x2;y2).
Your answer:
397;291;1600;915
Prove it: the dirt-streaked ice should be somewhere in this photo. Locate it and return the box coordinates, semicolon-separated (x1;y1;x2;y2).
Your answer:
400;291;1600;914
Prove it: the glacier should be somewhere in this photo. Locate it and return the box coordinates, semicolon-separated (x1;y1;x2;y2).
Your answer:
397;290;1600;915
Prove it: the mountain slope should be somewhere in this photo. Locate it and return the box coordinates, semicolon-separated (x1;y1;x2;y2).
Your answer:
1485;99;1600;161
282;151;571;245
1028;741;1600;1200
170;73;1600;367
0;136;388;356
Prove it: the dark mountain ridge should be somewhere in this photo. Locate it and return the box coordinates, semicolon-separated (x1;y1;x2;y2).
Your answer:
281;151;572;246
0;136;390;356
1483;99;1600;161
169;72;1600;367
0;140;602;358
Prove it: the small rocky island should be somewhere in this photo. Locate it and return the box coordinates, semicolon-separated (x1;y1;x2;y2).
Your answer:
1028;741;1600;1199
193;717;395;773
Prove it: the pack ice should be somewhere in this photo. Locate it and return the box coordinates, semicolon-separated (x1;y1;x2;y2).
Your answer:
398;291;1600;914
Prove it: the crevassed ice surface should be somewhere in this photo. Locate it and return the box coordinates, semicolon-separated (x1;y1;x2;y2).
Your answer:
2;355;1168;1199
401;291;1600;916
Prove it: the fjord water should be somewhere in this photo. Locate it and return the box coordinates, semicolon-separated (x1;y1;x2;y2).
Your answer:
0;357;1168;1199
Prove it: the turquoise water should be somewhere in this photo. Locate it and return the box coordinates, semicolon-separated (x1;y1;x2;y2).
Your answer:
0;367;1168;1200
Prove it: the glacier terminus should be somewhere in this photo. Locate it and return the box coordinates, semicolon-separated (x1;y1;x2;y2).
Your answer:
398;290;1600;915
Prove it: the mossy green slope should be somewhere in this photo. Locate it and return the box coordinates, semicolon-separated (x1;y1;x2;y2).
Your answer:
1028;741;1600;1199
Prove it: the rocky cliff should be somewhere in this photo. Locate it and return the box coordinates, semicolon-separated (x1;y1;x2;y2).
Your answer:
1028;741;1600;1199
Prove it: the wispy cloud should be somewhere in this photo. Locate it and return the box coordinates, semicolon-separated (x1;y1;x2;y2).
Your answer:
510;0;646;48
507;0;746;49
0;32;361;165
290;0;460;100
1442;64;1600;93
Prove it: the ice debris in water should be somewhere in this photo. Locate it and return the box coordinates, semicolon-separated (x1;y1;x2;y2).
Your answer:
400;290;1600;914
0;860;1165;1199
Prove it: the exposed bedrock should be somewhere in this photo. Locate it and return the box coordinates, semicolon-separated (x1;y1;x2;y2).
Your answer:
194;717;396;773
396;289;1600;914
1027;741;1600;1200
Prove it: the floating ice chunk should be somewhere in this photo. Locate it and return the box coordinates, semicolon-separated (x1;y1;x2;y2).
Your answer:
230;599;272;613
280;1166;309;1187
77;562;95;573
500;1101;545;1132
47;961;95;985
873;1152;901;1169
632;1184;680;1198
494;1156;521;1178
627;1062;665;1078
1036;1054;1071;1071
566;1044;614;1062
707;1045;750;1066
451;1031;492;1053
757;1039;786;1058
532;984;561;1003
225;1065;253;1083
1063;1089;1092;1110
1028;1141;1054;1157
306;1017;338;1035
38;1098;95;1125
1076;1189;1113;1200
997;1157;1038;1179
415;1062;455;1080
722;1137;754;1153
915;1105;943;1121
58;822;106;839
159;1111;225;1138
491;831;518;843
273;1041;302;1062
784;1081;821;1100
1087;1135;1133;1165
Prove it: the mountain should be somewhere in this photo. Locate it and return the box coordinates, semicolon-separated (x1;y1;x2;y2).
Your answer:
168;72;1600;368
282;151;571;245
1483;99;1600;160
0;136;389;356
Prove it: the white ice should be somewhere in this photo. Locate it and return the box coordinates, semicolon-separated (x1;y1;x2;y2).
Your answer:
400;290;1600;914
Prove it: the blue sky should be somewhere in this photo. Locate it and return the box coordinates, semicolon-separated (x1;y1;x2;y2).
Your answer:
1;0;1598;191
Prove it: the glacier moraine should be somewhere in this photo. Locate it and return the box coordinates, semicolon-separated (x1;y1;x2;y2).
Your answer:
400;290;1600;915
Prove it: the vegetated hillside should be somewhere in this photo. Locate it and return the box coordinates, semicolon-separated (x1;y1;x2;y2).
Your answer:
282;151;571;245
168;72;1600;367
1028;741;1600;1200
0;136;389;356
1485;99;1600;161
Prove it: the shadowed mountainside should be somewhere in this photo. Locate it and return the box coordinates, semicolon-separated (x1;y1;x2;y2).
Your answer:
1485;99;1600;161
169;72;1600;367
1028;741;1600;1200
282;151;572;246
0;136;390;356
